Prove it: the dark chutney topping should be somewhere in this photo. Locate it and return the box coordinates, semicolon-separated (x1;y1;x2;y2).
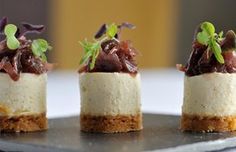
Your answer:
177;27;236;76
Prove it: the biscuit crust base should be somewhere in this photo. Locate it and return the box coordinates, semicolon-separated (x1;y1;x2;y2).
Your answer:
181;113;236;132
0;113;47;132
80;114;143;133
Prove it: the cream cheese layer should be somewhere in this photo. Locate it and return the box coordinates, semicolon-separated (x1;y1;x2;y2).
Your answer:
79;72;141;116
183;73;236;116
0;73;47;116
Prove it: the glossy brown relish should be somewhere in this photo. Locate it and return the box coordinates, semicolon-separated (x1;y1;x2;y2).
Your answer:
0;36;50;81
178;30;236;76
79;39;138;74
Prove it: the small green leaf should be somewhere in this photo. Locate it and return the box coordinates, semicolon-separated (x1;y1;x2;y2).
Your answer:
4;24;20;50
79;51;93;65
91;41;100;51
218;31;223;38
211;40;224;64
90;47;100;69
41;53;47;62
4;24;17;36
197;31;209;45
32;39;50;53
106;23;118;38
31;39;51;62
79;40;93;53
217;31;224;42
201;22;215;36
32;42;42;57
79;40;101;70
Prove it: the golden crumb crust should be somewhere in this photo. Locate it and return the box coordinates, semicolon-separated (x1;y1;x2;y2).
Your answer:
80;114;143;133
0;113;47;132
181;113;236;132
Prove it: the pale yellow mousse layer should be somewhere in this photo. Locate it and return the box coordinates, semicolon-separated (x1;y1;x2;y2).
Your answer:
79;72;141;116
0;73;47;116
183;72;236;117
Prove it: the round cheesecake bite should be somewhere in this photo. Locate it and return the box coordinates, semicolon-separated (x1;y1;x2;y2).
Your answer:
177;22;236;132
0;17;52;132
79;23;142;133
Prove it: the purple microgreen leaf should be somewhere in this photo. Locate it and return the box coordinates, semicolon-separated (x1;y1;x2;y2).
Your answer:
94;24;107;39
114;33;118;39
0;17;8;33
118;22;136;29
21;22;44;36
0;35;5;41
15;28;20;38
115;22;136;39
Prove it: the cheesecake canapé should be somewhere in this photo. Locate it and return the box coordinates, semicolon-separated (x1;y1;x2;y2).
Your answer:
79;23;142;133
0;17;52;132
178;22;236;132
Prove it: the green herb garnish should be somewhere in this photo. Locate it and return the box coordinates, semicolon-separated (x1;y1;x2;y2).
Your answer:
196;22;224;64
4;24;20;50
79;40;100;69
31;39;52;62
79;23;119;69
1;18;51;62
106;23;118;38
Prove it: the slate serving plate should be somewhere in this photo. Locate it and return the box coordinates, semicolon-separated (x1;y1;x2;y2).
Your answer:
0;114;236;152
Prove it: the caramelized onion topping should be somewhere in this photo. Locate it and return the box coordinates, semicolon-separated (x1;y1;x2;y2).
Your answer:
183;31;236;76
79;39;138;74
0;38;49;81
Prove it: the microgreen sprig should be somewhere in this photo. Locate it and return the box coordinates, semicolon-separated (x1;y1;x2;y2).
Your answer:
79;40;100;69
79;23;120;69
80;22;135;69
196;22;224;64
0;17;52;62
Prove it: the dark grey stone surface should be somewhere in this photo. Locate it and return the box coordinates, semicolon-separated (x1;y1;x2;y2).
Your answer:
0;114;236;152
